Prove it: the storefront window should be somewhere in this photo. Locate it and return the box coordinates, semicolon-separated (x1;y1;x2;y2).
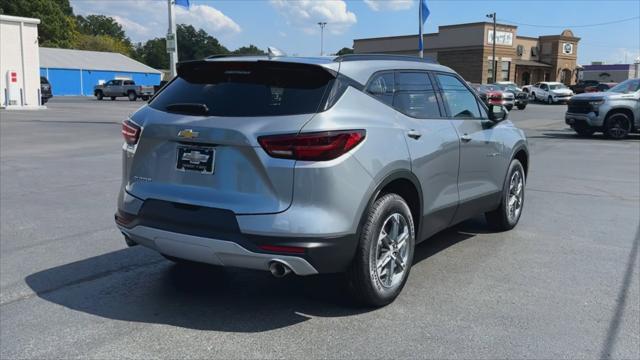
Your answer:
501;61;510;81
487;60;495;83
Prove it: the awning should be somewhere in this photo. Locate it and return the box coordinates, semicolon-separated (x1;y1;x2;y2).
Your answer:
513;59;551;68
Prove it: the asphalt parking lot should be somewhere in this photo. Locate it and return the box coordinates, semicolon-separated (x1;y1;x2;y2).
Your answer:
1;97;638;359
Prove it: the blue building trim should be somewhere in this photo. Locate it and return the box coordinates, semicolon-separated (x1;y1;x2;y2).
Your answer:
40;68;161;96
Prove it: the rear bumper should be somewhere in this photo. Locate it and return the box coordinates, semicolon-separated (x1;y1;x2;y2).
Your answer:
115;198;359;274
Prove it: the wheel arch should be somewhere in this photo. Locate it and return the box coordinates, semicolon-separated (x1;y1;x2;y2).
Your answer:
605;107;635;129
364;170;423;240
511;143;529;177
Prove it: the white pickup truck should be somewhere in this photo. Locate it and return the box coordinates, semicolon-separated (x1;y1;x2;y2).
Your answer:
94;79;154;101
525;82;574;104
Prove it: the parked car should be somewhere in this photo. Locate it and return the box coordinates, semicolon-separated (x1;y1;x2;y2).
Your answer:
585;82;617;93
529;82;574;104
493;83;529;110
570;80;600;94
565;78;639;139
40;76;52;104
115;54;529;306
472;84;515;110
94;79;154;101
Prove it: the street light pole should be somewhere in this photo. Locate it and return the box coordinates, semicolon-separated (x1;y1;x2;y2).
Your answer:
318;22;327;56
486;12;497;83
167;0;179;79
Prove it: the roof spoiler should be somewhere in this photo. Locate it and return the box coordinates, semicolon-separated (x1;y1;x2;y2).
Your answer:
335;54;438;64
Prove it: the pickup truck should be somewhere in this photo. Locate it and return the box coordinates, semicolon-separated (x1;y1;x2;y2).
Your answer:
527;82;574;104
94;79;154;101
565;78;639;139
570;80;600;94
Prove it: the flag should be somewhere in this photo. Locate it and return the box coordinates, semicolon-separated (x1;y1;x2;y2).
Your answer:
418;0;430;54
421;0;430;24
175;0;190;8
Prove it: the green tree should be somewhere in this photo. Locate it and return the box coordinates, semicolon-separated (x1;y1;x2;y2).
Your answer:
76;15;129;43
177;24;229;61
335;47;354;56
133;38;169;70
0;0;77;48
232;45;266;56
75;34;133;56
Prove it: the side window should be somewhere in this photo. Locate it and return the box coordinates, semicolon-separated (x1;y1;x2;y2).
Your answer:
435;73;482;119
541;84;548;91
124;80;133;85
105;80;115;86
366;72;394;106
392;72;440;118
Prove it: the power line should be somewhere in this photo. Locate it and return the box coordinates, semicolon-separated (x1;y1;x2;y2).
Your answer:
498;16;639;28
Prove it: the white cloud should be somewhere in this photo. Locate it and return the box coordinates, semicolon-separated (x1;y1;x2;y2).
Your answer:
364;0;413;11
70;0;241;43
269;0;357;35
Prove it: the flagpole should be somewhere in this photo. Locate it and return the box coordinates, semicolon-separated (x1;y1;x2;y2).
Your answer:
168;0;178;78
418;1;423;58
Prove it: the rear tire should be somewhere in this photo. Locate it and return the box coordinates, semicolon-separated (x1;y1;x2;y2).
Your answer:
128;92;137;101
346;193;415;307
485;159;525;231
604;113;631;140
573;125;595;137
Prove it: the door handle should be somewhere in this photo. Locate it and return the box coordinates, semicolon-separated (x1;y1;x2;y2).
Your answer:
407;129;422;140
460;133;472;142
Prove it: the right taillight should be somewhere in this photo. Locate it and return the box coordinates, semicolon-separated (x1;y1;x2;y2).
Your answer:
258;130;366;161
122;120;141;145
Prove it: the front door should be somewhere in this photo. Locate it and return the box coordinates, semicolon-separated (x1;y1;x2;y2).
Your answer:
434;73;506;223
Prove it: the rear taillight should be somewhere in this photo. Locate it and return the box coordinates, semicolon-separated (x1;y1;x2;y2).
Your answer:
258;130;365;161
122;120;141;145
487;91;503;105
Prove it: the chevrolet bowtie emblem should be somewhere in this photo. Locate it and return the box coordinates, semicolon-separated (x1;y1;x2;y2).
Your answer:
177;129;199;139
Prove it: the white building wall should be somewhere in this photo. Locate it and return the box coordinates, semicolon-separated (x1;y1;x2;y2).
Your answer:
0;15;41;108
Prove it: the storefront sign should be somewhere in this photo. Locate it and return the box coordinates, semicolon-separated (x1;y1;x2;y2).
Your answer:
487;30;513;46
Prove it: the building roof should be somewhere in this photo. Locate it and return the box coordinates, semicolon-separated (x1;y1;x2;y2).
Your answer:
583;64;632;71
0;14;41;24
39;47;161;74
513;59;551;68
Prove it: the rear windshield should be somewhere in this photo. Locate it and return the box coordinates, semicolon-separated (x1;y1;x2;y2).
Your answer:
150;61;335;117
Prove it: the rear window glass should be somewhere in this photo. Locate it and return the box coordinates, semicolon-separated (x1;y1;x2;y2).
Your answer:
150;61;335;117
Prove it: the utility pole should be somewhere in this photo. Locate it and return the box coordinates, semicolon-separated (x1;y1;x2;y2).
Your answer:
318;22;327;56
418;2;424;58
167;0;179;78
486;12;496;83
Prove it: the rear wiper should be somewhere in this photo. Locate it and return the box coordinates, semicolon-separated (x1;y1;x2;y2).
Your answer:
165;103;209;116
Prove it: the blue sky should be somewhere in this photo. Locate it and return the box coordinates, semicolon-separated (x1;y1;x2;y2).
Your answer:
71;0;640;65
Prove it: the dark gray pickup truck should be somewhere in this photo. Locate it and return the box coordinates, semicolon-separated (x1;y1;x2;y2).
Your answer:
94;79;154;101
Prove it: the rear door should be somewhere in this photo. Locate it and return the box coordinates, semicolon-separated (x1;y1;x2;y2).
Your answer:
126;60;336;214
366;71;460;239
434;73;506;222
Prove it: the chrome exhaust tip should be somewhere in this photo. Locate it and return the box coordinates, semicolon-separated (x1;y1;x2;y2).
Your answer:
269;261;292;278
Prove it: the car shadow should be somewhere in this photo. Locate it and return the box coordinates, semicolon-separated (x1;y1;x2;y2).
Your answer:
527;130;640;141
24;219;483;332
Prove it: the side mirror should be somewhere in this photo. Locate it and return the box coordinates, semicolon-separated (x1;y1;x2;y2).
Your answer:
488;104;508;122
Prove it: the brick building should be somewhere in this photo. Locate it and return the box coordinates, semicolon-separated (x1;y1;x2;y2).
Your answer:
353;22;581;86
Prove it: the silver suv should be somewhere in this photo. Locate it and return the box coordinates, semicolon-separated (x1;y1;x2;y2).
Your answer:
566;78;640;139
115;55;529;306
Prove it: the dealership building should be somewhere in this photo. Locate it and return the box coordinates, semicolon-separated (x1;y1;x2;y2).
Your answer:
354;22;581;86
39;47;162;96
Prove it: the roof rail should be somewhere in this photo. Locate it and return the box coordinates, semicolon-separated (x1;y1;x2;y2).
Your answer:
335;54;438;64
205;54;269;60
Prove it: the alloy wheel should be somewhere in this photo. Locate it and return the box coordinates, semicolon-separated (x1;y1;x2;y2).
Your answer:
375;213;410;288
507;169;524;223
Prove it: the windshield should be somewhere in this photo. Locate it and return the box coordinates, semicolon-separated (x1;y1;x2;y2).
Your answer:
549;84;567;90
608;78;640;94
496;84;518;91
150;61;335;117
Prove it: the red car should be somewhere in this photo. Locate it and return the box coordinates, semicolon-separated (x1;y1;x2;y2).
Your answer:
585;82;617;93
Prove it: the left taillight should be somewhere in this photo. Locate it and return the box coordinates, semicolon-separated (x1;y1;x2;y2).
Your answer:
122;120;141;145
258;130;366;161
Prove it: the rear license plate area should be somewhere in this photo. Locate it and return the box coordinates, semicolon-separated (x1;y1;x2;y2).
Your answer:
176;145;215;174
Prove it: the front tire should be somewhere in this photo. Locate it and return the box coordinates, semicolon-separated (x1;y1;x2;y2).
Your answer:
96;91;103;100
547;96;553;105
346;193;415;307
572;125;595;137
485;159;525;231
604;113;631;140
517;104;526;110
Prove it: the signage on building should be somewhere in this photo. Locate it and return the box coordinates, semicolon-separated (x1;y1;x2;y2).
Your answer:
562;42;573;55
487;30;513;46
